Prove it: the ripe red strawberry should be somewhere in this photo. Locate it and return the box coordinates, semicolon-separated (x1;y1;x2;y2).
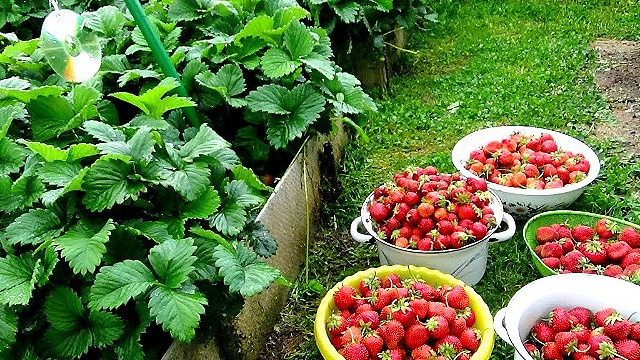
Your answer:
357;310;380;329
604;313;631;340
532;322;556;343
571;323;591;344
537;226;559;244
362;334;384;357
460;328;481;351
604;265;624;278
551;224;573;239
608;241;632;262
619;227;640;248
569;307;592;327
411;282;439;300
382;273;402;288
541;139;558;153
524;343;541;358
541;242;563;258
410;298;430;320
588;334;616;359
330;335;343;350
545;308;573;332
436;335;463;358
581;241;608;265
572;225;594;242
558;237;575;254
457;307;476;327
470;222;488;239
573;344;596;360
327;313;348;336
443;286;469;309
629;323;640;342
378;349;406;360
391;300;416;328
615;339;640;360
334;286;357;311
429;302;456;323
371;288;393;312
562;250;591;273
543;257;561;270
542;342;563;360
595;308;617;327
379;320;405;349
359;274;380;297
595;219;618;239
438;220;454;235
405;324;430;350
417;202;435;218
338;342;369;360
426;315;450;340
370;202;390;222
622;252;640;269
340;326;363;347
450;317;467;337
412;344;435;359
555;331;579;355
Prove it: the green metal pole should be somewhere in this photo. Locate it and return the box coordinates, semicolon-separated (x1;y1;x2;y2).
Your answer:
123;0;201;127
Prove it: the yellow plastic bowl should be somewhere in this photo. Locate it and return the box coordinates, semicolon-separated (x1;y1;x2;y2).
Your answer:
314;265;495;359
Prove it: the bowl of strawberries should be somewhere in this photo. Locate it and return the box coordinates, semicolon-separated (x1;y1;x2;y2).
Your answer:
452;126;600;218
314;265;495;360
493;273;640;360
350;167;516;286
523;210;640;284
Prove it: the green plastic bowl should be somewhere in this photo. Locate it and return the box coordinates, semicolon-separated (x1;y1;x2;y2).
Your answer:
523;210;640;276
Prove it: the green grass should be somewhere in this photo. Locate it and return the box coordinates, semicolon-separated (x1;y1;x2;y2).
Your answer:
266;1;640;359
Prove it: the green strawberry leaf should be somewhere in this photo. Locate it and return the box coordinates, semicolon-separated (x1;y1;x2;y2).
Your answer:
0;253;41;306
0;138;27;176
144;153;209;201
88;310;125;348
240;218;277;257
82;158;147;212
195;64;247;108
88;260;155;310
83;120;126;143
283;22;315;60
0;306;17;351
0;103;27;140
111;78;195;118
53;219;116;275
179;124;230;162
147;285;207;342
191;236;219;281
213;243;281;297
5;209;63;246
261;47;299;78
182;187;221;219
148;238;197;289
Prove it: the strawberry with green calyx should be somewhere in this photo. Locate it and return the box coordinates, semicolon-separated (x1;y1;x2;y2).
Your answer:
524;343;543;360
571;323;592;344
425;315;450;340
327;312;348;336
603;312;631;340
409;298;430;320
370;202;390;222
581;241;608;265
457;307;476;327
340;326;363;347
390;298;416;328
370;287;393;312
378;348;406;360
381;273;402;288
338;342;370;360
378;319;405;349
531;321;556;344
356;310;381;329
362;332;384;358
412;344;435;359
435;335;463;359
595;309;617;327
562;250;591;273
442;285;469;309
544;307;574;332
596;219;619;239
359;273;381;297
555;331;579;355
588;334;617;359
334;285;357;311
449;232;473;249
542;342;563;360
411;281;439;301
449;317;467;337
623;264;640;285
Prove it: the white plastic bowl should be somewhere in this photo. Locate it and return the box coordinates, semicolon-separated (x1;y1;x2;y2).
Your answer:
452;126;601;218
494;274;640;360
350;190;516;286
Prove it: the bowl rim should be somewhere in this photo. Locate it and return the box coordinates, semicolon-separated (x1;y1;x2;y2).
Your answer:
452;126;601;196
522;209;640;275
314;265;495;360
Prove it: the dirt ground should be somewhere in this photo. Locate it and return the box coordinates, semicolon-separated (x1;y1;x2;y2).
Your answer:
592;39;640;154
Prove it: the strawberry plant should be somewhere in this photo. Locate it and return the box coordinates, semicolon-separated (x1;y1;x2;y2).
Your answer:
0;27;283;359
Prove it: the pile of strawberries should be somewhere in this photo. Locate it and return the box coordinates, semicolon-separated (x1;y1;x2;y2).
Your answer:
533;219;640;284
465;132;591;189
524;306;640;360
327;272;482;360
368;166;496;251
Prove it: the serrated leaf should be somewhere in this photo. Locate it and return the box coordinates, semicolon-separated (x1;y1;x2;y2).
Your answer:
88;310;124;348
0;176;45;212
226;180;263;207
44;328;92;359
45;287;84;332
54;219;116;275
35;248;59;287
89;260;155;310
195;64;246;107
148;239;197;288
39;161;82;186
114;301;150;360
0;254;40;306
272;6;310;28
211;204;246;236
0;78;65;103
83;120;126;142
111;92;150;114
283;22;315;59
82;158;147;211
245;84;290;115
0;138;26;176
208;147;242;170
111;78;195;118
168;0;204;21
83;6;126;37
22;141;67;162
214;243;281;297
5;209;63;246
147;286;207;342
145;156;210;201
261;47;299;78
235;15;275;45
124;220;173;244
180;124;229;161
191;236;218;281
188;227;234;253
182;187;221;219
67;143;99;161
301;52;335;79
334;2;359;23
27;96;75;142
0;103;26;139
117;69;161;88
242;219;277;257
0;306;17;351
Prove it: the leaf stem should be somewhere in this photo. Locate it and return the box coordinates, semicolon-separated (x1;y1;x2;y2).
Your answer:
383;41;419;55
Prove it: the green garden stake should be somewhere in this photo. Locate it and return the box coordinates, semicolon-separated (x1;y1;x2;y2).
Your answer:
123;0;201;127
